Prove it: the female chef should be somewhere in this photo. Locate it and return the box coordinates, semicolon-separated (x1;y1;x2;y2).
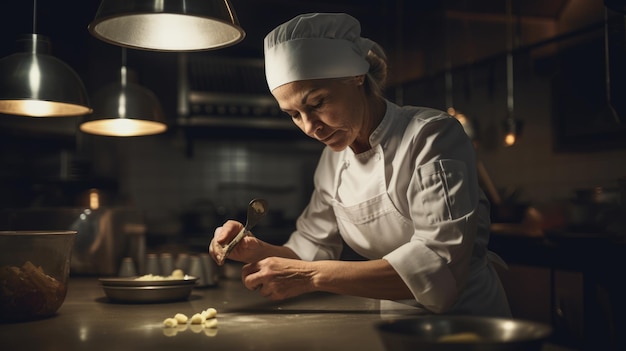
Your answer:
209;12;511;317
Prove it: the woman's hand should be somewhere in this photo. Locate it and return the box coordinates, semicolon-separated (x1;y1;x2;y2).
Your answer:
209;220;264;265
241;257;316;300
242;258;414;302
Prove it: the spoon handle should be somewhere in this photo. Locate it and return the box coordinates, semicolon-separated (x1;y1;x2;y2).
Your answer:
223;227;248;259
220;198;268;263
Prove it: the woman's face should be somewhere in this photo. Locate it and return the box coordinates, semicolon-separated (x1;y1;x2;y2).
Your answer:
271;76;367;152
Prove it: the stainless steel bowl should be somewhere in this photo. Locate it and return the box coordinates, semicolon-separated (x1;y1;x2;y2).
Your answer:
99;276;198;303
101;284;195;303
376;316;552;351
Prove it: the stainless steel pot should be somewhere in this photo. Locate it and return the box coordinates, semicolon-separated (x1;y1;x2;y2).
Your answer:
376;316;552;351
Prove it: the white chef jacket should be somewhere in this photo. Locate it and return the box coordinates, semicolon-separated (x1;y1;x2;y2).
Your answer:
284;100;511;317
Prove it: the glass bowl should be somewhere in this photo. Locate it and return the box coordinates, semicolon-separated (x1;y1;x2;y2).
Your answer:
0;230;76;321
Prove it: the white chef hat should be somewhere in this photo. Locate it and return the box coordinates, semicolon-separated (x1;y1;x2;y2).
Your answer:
264;13;376;91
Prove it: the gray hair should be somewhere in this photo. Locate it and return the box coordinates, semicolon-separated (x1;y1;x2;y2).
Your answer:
364;42;388;97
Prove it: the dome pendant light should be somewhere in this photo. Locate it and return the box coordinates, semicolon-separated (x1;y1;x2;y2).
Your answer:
79;48;167;137
0;1;91;117
88;0;245;52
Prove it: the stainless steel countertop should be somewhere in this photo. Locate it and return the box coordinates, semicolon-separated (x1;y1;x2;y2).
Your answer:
0;277;575;351
0;277;404;350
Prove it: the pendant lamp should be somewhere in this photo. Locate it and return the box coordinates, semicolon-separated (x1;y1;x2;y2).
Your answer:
79;49;167;137
88;0;245;52
443;15;476;142
0;0;91;117
503;0;523;147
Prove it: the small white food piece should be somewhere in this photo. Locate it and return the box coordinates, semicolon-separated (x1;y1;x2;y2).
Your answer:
163;307;217;333
204;318;218;329
203;308;217;319
134;269;186;281
170;269;184;279
190;313;205;324
163;318;178;328
174;313;188;324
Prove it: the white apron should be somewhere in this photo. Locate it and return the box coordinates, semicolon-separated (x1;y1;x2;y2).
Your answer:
329;144;511;317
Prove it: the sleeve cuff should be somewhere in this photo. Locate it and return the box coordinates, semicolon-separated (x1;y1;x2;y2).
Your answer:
384;241;458;313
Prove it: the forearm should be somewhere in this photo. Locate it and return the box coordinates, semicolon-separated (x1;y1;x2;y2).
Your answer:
253;240;301;261
311;259;413;301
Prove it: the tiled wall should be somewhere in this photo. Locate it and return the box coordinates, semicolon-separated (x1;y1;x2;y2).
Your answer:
90;132;323;238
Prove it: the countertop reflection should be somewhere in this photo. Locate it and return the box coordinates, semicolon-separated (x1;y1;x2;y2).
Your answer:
0;276;575;351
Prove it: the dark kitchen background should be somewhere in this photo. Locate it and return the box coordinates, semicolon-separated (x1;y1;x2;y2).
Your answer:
1;1;625;349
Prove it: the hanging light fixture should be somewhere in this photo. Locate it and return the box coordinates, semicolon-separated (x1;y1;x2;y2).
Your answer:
80;48;167;137
0;1;91;117
88;0;245;52
503;0;523;147
445;70;476;140
444;13;476;142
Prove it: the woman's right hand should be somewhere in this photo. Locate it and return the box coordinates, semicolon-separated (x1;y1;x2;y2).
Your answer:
209;220;264;265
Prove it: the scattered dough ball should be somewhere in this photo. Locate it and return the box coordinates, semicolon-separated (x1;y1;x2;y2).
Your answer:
190;313;205;324
203;308;217;319
162;306;219;336
163;318;178;328
204;318;218;329
174;313;188;324
171;269;184;279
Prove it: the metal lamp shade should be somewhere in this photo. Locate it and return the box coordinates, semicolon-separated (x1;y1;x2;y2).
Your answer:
0;34;92;117
80;68;167;137
88;0;245;52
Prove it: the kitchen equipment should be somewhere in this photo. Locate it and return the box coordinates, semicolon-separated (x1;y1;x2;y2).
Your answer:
99;276;198;303
376;316;552;351
145;253;160;275
159;253;174;276
180;253;219;287
200;253;219;287
222;198;268;261
117;257;137;277
0;230;76;321
175;253;191;272
188;255;204;285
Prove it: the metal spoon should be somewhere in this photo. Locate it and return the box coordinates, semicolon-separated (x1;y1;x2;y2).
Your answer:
222;198;268;261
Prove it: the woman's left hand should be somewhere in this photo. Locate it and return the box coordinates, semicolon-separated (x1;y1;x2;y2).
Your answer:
241;257;316;300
